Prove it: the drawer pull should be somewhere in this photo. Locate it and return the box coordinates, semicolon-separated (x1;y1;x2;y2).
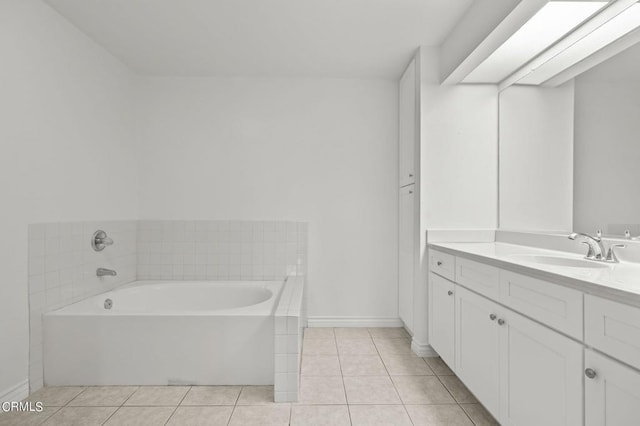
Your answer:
585;368;597;379
447;290;453;296
437;261;443;266
489;314;497;321
497;318;506;326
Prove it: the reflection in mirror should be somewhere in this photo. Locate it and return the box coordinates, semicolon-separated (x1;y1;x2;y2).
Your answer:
574;42;640;237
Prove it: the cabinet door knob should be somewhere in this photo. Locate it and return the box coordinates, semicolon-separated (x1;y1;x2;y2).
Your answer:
409;174;413;177
585;368;597;379
437;261;443;266
497;318;505;326
447;290;453;296
489;314;497;321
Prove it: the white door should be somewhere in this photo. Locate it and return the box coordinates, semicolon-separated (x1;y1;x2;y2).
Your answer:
398;184;415;331
455;286;501;417
585;349;640;426
428;273;455;367
499;308;583;426
399;59;416;187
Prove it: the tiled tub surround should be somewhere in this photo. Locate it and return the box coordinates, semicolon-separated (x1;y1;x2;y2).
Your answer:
28;221;138;393
26;219;308;401
274;276;306;402
137;221;308;281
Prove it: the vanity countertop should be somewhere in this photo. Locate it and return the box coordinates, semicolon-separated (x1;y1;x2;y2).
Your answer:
429;242;640;307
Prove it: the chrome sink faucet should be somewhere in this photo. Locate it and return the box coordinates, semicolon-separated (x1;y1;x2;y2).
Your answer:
568;230;625;263
568;231;606;260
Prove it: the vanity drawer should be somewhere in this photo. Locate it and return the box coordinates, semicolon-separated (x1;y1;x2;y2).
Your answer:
455;257;499;300
585;295;640;370
500;271;583;339
430;250;455;281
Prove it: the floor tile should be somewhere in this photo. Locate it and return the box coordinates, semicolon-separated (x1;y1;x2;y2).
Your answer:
181;386;241;405
42;406;116;426
68;386;137;407
124;386;189;406
343;376;401;404
301;355;342;376
334;328;371;339
236;386;274;405
382;355;434;376
26;387;85;407
349;404;413;426
373;338;414;356
336;338;378;355
439;375;478;403
392;376;455;404
339;355;387;376
290;405;350;426
405;404;474;426
423;357;454;375
460;403;500;426
166;406;233;426
299;376;346;404
368;328;409;339
228;405;291;426
304;328;335;339
103;406;174;425
0;406;59;426
303;338;338;355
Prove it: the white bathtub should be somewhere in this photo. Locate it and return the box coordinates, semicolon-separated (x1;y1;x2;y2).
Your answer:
43;280;283;386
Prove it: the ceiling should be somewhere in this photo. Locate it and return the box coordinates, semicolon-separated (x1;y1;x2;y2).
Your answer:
44;0;473;79
579;41;640;82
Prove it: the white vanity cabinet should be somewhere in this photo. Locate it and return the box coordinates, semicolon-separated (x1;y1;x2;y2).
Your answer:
454;285;501;415
585;349;640;426
429;249;585;425
428;272;455;366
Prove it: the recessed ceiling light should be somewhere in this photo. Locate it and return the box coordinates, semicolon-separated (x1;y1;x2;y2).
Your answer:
462;1;607;84
517;3;640;84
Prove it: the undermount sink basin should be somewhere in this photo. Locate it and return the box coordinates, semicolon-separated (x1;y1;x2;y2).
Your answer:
508;254;610;269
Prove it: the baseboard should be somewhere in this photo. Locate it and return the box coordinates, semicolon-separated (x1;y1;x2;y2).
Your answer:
307;317;403;328
0;380;29;403
411;339;438;357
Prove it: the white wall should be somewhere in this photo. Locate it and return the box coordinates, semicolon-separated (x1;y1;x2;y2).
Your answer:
0;0;138;396
499;83;574;232
135;77;399;320
574;76;640;235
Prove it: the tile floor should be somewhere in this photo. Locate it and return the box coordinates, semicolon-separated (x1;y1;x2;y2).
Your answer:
1;327;499;425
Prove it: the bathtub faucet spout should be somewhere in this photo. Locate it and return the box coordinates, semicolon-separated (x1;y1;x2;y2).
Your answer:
97;268;117;277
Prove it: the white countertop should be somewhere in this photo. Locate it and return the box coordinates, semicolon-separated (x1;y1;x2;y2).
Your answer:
429;242;640;307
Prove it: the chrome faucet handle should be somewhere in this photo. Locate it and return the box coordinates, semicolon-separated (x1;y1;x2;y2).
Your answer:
605;244;625;263
92;230;114;251
581;241;596;259
596;229;602;239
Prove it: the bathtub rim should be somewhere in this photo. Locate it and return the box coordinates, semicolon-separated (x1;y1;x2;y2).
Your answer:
43;279;285;317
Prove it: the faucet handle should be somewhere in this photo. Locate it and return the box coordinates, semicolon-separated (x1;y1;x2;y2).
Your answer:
581;241;596;259
605;244;625;263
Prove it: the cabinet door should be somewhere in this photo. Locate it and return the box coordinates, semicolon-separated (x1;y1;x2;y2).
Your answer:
455;286;501;417
585;349;640;426
399;59;416;187
428;273;455;366
398;184;415;330
499;308;583;426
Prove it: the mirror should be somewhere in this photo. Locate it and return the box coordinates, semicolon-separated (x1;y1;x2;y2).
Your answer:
497;42;640;237
573;42;640;237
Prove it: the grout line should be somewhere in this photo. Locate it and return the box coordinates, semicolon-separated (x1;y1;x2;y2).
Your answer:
163;386;191;426
225;385;243;426
370;331;415;426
